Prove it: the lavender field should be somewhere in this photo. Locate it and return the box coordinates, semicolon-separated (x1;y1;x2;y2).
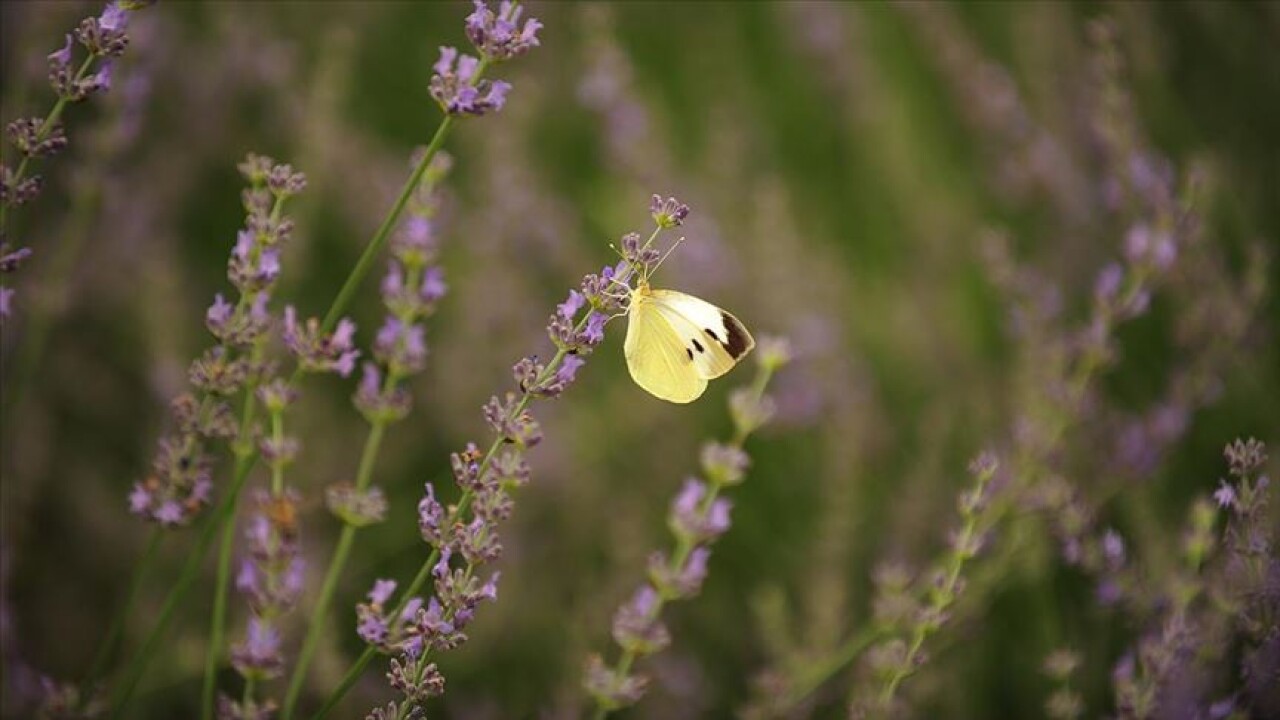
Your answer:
1;2;1278;719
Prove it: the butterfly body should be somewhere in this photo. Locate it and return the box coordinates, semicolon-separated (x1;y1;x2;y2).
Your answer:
624;279;755;403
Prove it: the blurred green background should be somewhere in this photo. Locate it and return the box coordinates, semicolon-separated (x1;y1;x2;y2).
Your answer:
2;1;1277;718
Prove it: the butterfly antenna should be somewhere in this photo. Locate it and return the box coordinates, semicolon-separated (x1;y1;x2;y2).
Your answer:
648;235;684;277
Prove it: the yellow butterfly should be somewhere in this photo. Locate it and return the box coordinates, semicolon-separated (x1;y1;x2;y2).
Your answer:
624;278;755;403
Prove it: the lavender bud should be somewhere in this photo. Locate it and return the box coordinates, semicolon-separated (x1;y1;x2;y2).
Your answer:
282;307;360;377
700;442;750;487
1225;437;1267;478
326;483;388;527
611;586;670;656
583;654;648;710
429;47;511;117
7;118;68;158
230;619;283;680
465;0;543;61
353;363;412;424
729;388;776;438
650;194;690;229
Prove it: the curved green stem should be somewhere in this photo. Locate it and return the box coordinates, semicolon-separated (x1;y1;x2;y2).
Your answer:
280;421;385;718
782;625;888;709
83;528;163;692
318;115;454;336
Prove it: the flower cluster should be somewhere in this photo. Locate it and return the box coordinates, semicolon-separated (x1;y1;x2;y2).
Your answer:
429;1;541;116
231;490;304;681
1;0;153;319
128;154;307;526
464;0;542;61
586;339;788;713
281;308;359;377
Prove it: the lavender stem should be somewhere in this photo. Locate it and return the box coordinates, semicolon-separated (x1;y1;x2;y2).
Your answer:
83;527;163;692
0;54;94;234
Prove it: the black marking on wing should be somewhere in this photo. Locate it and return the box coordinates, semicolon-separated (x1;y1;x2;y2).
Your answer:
692;338;705;353
704;328;720;342
720;312;751;359
685;347;694;361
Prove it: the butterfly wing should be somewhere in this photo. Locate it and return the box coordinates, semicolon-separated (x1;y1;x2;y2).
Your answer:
625;294;709;404
649;289;755;380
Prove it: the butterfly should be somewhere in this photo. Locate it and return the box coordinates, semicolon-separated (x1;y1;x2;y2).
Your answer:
624;278;755;404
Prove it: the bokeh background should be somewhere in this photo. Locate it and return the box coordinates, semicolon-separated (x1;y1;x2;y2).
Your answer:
2;1;1278;718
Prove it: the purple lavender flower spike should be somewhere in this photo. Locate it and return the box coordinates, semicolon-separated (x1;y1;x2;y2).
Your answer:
466;0;542;60
231;619;284;680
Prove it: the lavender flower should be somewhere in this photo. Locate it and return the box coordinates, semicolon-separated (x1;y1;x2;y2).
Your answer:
429;47;512;117
231;618;284;680
465;0;542;61
282;308;358;377
428;1;539;117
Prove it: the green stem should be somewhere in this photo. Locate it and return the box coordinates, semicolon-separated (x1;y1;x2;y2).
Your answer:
109;456;256;719
280;419;386;718
781;625;888;709
202;324;270;720
318;115;453;336
201;473;243;720
243;676;257;712
84;528;163;691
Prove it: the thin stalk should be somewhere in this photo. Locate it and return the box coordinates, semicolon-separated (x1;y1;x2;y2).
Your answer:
281;420;386;718
200;473;243;720
84;528;163;690
1;54;96;233
781;625;888;709
318;115;454;336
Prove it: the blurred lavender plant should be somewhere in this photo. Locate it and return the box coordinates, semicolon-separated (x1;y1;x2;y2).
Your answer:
847;453;998;718
0;0;153;320
584;339;791;717
1110;439;1276;719
1042;649;1085;720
